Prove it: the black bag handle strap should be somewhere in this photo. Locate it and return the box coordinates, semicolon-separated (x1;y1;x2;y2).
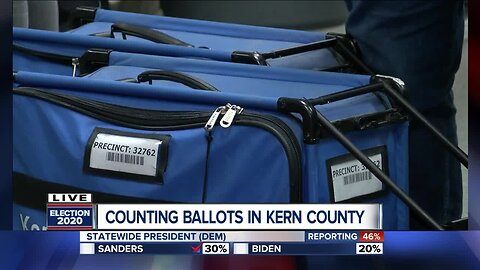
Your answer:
137;70;218;91
13;44;112;77
13;43;74;65
110;23;194;47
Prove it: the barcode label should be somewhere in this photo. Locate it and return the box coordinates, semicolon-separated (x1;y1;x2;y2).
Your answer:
327;147;387;202
343;171;373;185
85;128;170;181
106;152;145;166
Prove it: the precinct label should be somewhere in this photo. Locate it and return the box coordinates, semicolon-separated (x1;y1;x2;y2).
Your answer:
84;128;170;183
327;146;388;202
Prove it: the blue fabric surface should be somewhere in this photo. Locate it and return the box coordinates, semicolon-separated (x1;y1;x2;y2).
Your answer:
13;72;409;230
14;27;232;62
93;8;326;44
64;8;340;69
14;26;339;72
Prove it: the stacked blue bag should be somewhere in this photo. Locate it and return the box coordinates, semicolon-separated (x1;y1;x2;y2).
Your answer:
13;10;459;233
13;53;409;232
68;7;344;70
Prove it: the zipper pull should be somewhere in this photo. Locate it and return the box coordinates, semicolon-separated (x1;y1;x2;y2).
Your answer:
72;58;79;77
204;106;226;132
220;104;243;128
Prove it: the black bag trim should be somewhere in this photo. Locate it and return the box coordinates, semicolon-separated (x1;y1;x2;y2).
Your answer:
13;172;181;211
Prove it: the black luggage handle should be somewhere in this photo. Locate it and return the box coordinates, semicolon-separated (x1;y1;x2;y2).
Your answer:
278;94;445;230
314;108;445;230
315;105;467;231
109;23;194;47
12;45;216;90
232;39;339;66
278;78;469;230
325;35;468;167
232;33;359;73
13;44;111;77
137;70;218;91
277;35;469;168
282;76;467;166
73;7;191;47
72;6;98;29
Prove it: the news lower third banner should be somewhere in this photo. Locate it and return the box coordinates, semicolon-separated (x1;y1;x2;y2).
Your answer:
46;194;382;230
95;204;382;230
3;231;479;269
78;231;385;255
46;193;384;255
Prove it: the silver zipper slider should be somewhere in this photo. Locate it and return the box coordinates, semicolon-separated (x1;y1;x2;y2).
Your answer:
72;58;79;77
220;104;243;128
204;106;226;132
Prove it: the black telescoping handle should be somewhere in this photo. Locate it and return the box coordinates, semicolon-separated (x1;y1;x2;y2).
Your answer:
279;79;469;229
137;70;218;91
379;79;468;167
327;37;468;167
310;78;468;168
231;33;359;72
232;38;338;66
313;80;469;227
110;23;194;47
262;38;338;60
278;94;444;230
314;109;444;231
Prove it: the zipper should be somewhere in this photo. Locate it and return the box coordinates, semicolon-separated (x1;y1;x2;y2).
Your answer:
71;58;79;77
205;105;227;132
202;103;302;203
220;103;244;128
14;87;303;203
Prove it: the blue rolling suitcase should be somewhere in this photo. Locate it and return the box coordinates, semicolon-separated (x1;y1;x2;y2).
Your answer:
69;7;352;70
10;27;250;77
12;29;466;175
13;27;232;77
12;15;466;231
14;6;361;75
13;67;411;231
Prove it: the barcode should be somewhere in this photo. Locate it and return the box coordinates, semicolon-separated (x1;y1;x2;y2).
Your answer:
106;152;144;166
343;171;373;185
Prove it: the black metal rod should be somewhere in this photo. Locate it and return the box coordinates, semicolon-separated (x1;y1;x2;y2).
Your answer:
334;40;375;74
309;82;384;105
314;110;444;231
382;83;468;168
262;38;337;59
316;64;353;72
334;39;468;167
309;80;468;168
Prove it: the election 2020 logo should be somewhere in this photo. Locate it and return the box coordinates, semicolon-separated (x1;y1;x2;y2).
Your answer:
47;193;94;230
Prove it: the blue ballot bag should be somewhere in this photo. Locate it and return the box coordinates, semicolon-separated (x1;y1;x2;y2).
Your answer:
12;67;409;231
68;7;347;70
13;17;355;75
13;11;466;232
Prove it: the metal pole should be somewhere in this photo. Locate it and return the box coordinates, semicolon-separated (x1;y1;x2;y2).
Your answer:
382;83;468;168
314;110;444;230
